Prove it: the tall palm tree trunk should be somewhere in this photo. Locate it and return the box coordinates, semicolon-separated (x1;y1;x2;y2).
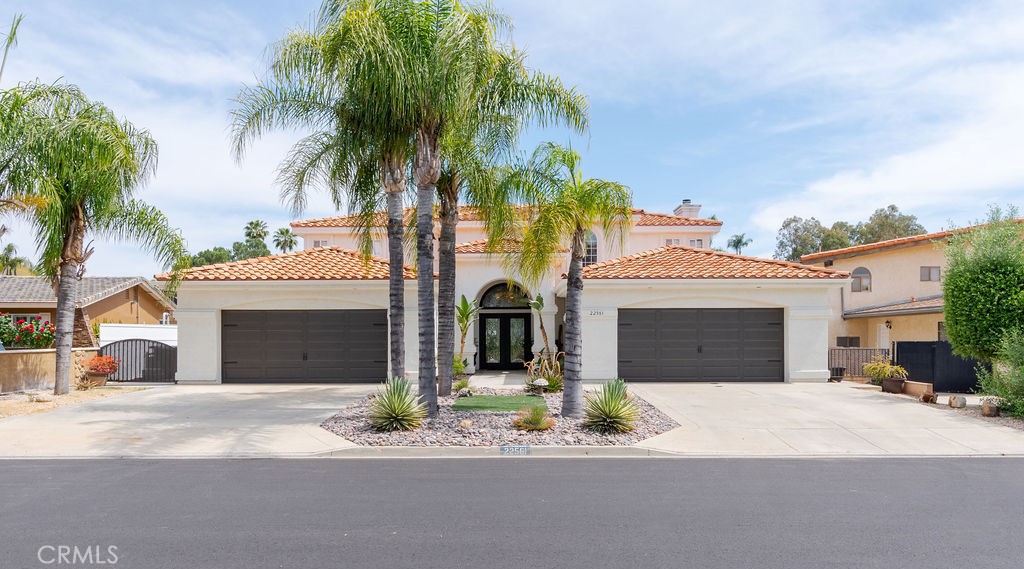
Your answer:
385;187;405;380
436;188;458;396
414;129;440;415
54;209;86;395
561;229;586;417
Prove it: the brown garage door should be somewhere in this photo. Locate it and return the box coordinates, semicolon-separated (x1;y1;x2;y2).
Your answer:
617;308;784;382
221;310;387;382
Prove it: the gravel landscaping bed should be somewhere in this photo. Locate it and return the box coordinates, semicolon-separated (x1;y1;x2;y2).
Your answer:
321;388;679;447
946;404;1024;432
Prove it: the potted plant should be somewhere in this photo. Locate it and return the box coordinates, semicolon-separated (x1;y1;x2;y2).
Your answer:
84;355;120;387
862;355;909;393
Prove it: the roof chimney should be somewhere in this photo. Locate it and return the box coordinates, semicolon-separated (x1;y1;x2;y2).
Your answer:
673;199;701;218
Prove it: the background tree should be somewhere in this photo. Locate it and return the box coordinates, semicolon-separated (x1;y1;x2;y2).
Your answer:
854;205;926;244
822;221;856;251
272;227;298;252
0;13;23;83
191;246;232;267
943;205;1024;362
773;216;826;261
231;238;270;261
1;82;188;394
508;143;632;417
0;242;32;274
727;233;751;254
244;219;269;242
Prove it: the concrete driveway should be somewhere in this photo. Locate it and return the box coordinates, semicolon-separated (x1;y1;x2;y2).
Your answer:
630;382;1024;456
0;384;374;458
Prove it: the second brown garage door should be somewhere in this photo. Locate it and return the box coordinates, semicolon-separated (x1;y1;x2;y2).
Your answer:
221;310;387;382
617;308;784;382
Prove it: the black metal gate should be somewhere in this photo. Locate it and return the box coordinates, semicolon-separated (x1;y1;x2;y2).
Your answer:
99;339;177;383
894;341;983;393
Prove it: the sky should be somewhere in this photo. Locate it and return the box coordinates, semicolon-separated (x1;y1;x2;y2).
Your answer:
2;0;1023;276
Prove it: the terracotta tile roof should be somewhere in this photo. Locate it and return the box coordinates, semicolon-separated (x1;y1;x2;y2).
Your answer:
581;246;849;280
454;239;568;254
157;247;416;281
799;220;1024;262
844;295;944;318
632;210;722;227
293;207;721;228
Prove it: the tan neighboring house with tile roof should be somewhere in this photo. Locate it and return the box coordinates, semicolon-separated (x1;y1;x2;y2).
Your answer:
0;276;176;348
166;199;847;384
800;228;958;350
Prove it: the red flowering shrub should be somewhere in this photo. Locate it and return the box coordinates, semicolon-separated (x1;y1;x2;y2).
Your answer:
0;313;56;349
86;355;120;375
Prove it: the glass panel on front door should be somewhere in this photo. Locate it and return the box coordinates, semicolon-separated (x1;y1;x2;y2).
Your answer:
485;318;501;364
510;317;526;364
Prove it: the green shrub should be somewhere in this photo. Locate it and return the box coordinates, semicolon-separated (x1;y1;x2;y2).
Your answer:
452;376;471;393
583;379;639;434
368;377;427;431
512;406;555;431
862;355;909;386
453;355;467;377
944;206;1024;362
977;327;1024;417
0;313;56;349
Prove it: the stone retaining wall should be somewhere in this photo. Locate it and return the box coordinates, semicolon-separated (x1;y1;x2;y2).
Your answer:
0;348;99;393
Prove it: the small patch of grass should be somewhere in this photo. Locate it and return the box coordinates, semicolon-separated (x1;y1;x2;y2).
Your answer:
452;394;547;412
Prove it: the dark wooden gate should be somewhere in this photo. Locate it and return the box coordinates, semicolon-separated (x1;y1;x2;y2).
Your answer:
894;341;983;393
99;339;177;383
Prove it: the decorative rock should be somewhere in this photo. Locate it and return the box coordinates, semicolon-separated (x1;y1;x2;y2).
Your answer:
458;419;474;430
920;393;937;404
30;392;54;403
981;401;1000;417
948;395;967;409
456;388;473;398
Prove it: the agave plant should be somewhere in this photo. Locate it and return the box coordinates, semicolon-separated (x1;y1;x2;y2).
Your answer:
583;379;639;434
368;378;427;432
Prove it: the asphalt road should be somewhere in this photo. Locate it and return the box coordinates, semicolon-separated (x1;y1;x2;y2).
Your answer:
1;458;1022;569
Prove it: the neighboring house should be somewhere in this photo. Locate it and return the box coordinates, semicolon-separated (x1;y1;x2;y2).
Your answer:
165;200;847;384
800;229;957;350
0;276;176;347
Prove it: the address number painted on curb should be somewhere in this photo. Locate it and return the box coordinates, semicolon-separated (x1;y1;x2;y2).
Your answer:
499;445;531;456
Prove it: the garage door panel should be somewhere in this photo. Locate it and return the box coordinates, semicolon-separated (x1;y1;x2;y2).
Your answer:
222;310;387;383
618;308;784;382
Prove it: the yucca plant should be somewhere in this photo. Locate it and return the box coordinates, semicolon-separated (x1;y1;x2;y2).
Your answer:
513;406;556;431
368;378;427;432
583;379;639;434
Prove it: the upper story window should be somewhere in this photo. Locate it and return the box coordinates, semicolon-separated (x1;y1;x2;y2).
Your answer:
920;266;941;281
665;238;681;246
688;238;704;248
851;267;871;292
312;239;329;248
583;231;598;266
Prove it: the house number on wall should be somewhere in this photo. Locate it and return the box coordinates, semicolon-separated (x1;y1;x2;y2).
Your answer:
588;310;605;316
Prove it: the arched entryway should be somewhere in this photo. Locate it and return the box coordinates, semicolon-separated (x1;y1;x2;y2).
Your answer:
477;282;533;370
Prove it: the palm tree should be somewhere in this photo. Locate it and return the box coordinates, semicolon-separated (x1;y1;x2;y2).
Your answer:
0;82;189;394
455;294;479;363
0;13;23;84
0;242;31;274
508;143;632;417
232;0;419;380
727;233;751;255
433;47;589;396
244;220;269;242
272;227;299;253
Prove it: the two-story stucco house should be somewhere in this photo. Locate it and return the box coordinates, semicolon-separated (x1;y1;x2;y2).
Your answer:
800;229;956;350
167;200;847;384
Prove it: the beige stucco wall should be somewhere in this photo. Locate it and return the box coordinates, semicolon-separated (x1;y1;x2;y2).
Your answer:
0;348;99;393
572;280;842;382
173;280;420;383
87;285;168;325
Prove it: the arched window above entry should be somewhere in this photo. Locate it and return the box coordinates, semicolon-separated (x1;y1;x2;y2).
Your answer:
583;231;598;266
851;267;871;292
480;283;530;309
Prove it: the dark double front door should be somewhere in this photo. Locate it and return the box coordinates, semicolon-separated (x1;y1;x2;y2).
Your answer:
479;313;532;370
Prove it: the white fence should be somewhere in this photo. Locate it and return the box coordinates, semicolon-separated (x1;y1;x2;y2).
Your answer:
98;323;178;347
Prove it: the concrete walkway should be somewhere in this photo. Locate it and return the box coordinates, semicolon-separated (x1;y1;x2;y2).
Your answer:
630;382;1024;457
0;384;373;458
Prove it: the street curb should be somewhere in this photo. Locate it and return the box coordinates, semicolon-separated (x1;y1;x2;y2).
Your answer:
315;445;679;458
